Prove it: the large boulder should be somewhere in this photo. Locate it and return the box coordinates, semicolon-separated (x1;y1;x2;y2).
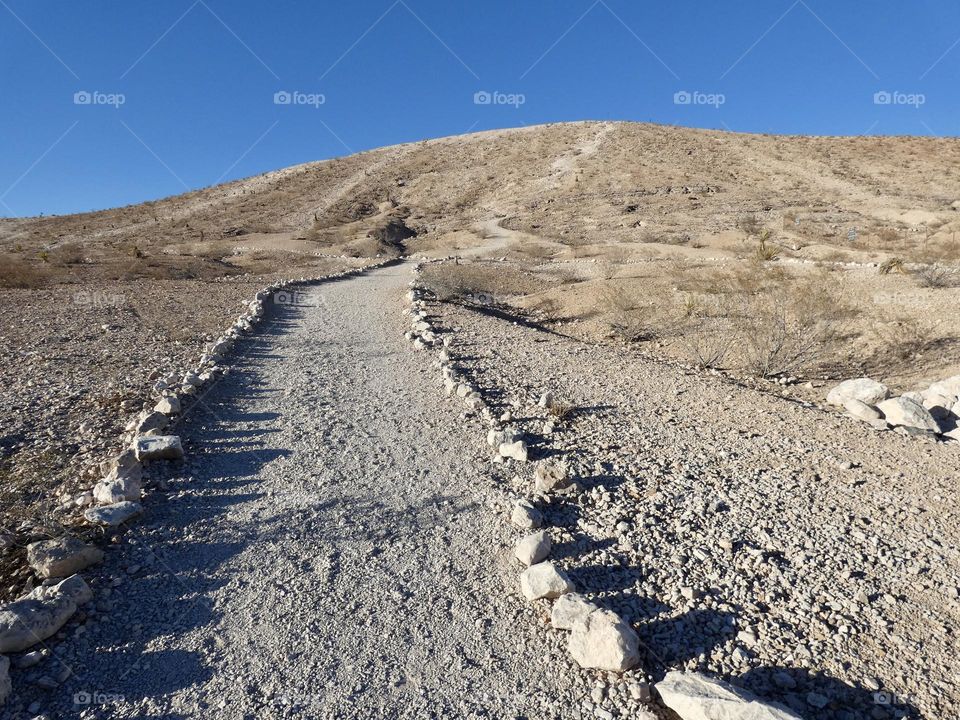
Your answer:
0;575;92;653
26;536;103;579
520;562;575;601
135;435;184;462
551;593;599;630
514;530;552;566
568;609;640;672
876;396;940;433
655;671;804;720
827;378;890;407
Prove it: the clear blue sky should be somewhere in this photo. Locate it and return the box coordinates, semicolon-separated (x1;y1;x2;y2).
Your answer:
2;0;958;217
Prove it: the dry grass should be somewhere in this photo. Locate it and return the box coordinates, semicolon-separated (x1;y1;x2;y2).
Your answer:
0;255;48;288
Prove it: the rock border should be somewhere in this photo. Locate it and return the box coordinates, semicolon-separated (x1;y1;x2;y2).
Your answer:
404;258;811;720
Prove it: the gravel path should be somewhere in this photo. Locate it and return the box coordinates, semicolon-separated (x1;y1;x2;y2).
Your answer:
7;265;586;719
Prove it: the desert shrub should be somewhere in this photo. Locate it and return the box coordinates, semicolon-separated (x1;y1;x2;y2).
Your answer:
753;230;779;261
49;242;85;265
677;322;732;368
0;256;47;288
879;257;905;275
913;264;956;288
733;279;851;377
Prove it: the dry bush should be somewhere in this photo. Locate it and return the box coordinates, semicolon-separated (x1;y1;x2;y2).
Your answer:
49;242;85;265
677;322;732;368
913;264;957;289
872;317;942;361
598;284;663;342
734;280;851;377
0;256;47;288
879;257;905;275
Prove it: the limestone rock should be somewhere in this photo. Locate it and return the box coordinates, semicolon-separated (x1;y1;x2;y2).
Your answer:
842;398;882;423
135;411;169;435
511;500;543;529
135;435;184;461
534;460;570;493
26;536;103;579
827;378;890;407
514;530;552;566
655;671;804;720
499;440;529;462
84;501;143;527
877;396;940;433
154;395;181;415
520;562;575;601
93;470;142;504
0;575;92;653
568;609;640;672
551;593;598;630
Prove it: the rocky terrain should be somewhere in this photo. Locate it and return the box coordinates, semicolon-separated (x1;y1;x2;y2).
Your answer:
0;121;958;718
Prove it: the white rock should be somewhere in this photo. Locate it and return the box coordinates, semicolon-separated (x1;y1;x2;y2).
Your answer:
551;593;598;630
514;530;552;566
499;440;529;462
538;391;556;409
0;575;92;653
655;671;804;720
93;472;142;504
842;398;882;423
135;411;169;435
511;500;543;529
155;395;181;415
827;378;890;407
84;501;143;527
135;435;184;461
26;536;103;579
520;562;575;601
568;608;640;672
534;460;570;493
876;396;940;433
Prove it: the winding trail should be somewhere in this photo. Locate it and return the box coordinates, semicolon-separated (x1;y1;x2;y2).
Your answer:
13;264;581;719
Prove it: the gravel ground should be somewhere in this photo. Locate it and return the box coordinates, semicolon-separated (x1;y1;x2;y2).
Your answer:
434;291;960;720
3;265;595;719
0;262;360;604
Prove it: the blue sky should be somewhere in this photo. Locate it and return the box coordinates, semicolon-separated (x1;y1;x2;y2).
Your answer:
1;0;959;217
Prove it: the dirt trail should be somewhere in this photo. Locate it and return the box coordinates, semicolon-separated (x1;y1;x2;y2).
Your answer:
9;265;584;719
